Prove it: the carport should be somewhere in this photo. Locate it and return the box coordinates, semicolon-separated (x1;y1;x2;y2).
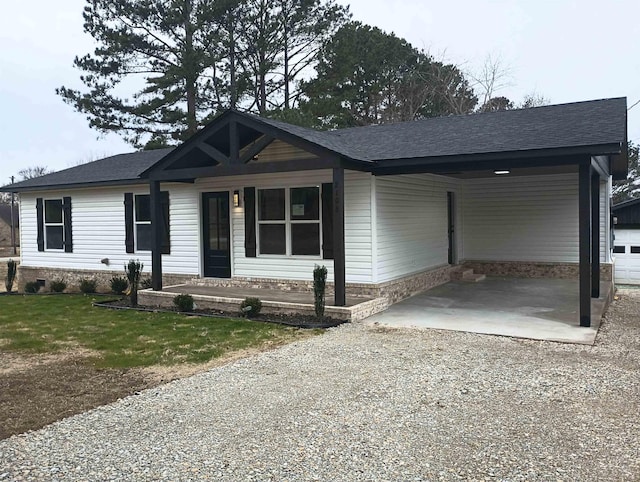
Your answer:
364;277;612;344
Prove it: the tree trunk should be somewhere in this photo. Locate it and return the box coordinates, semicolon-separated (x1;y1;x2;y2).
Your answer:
184;0;197;138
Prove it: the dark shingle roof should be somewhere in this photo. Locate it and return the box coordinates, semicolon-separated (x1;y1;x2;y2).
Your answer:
324;97;627;161
245;98;626;162
1;97;627;192
2;148;173;192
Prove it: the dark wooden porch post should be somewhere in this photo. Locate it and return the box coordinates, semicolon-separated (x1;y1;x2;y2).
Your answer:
578;162;591;327
591;172;600;299
150;180;163;291
333;167;346;306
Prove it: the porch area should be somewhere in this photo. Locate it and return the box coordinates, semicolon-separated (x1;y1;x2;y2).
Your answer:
138;275;614;343
138;284;388;322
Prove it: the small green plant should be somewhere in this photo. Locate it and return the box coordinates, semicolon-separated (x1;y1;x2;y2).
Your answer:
140;277;153;290
125;259;144;307
173;293;195;312
313;264;328;319
24;281;41;294
50;279;67;293
79;278;97;294
110;276;129;295
240;297;262;318
5;259;17;292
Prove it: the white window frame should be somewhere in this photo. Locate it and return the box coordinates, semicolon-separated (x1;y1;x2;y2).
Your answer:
134;194;151;252
44;198;64;251
256;186;322;257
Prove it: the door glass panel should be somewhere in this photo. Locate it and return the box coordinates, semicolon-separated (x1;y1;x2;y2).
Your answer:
208;197;229;251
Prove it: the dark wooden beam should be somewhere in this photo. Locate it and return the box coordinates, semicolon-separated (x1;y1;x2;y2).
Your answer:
373;144;623;173
333;167;346;307
229;120;239;164
578;162;591;327
239;135;275;164
196;142;229;165
374;155;586;176
591;173;600;298
150;180;163;291
149;157;341;181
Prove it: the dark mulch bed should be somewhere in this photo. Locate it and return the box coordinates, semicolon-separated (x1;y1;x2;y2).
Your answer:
93;298;347;329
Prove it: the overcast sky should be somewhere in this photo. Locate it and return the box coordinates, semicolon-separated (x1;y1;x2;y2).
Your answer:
1;0;638;185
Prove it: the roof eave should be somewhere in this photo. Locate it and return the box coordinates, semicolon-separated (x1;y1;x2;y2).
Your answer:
372;143;624;174
0;178;149;194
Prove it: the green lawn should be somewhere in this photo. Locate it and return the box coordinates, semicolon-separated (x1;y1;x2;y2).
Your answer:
0;295;316;368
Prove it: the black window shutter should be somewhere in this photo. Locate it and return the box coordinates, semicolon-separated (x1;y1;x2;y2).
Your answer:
322;183;334;259
124;193;134;254
62;196;73;253
244;187;256;257
160;191;170;254
36;198;44;252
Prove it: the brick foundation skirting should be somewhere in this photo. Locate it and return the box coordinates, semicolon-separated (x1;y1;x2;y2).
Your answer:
17;266;192;293
462;260;614;281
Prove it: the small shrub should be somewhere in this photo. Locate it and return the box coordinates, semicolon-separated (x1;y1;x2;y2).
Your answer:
125;259;144;307
173;293;195;312
24;281;40;294
140;277;153;290
240;297;262;318
5;259;17;292
110;276;129;295
50;279;67;293
313;264;328;319
79;278;97;294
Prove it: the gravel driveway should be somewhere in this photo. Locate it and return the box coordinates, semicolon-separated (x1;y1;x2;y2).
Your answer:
1;290;639;481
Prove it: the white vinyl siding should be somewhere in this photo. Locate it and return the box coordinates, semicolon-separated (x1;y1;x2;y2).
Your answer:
198;170;373;283
20;185;200;276
19;170;373;284
375;174;461;283
461;173;609;264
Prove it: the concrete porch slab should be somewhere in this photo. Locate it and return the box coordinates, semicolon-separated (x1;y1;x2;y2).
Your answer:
363;277;612;345
138;285;388;322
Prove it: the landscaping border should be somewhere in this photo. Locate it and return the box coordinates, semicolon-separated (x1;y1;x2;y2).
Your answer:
92;299;347;329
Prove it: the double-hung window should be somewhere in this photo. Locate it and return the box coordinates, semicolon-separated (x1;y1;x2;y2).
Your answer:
257;186;321;256
134;194;152;251
44;199;64;250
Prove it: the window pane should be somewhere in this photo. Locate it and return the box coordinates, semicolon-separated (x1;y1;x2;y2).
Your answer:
258;189;285;220
291;223;320;255
45;200;63;224
135;195;151;222
614;245;625;253
136;224;152;251
632;246;640;254
259;224;286;254
46;226;64;250
290;187;319;221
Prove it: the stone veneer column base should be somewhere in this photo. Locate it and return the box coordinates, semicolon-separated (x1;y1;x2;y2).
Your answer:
462;260;613;282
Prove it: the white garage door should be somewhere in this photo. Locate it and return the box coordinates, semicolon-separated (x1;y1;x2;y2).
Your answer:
614;229;640;284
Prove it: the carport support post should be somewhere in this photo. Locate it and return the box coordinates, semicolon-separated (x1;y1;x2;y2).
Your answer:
591;172;600;298
333;167;346;307
578;162;591;327
150;180;163;291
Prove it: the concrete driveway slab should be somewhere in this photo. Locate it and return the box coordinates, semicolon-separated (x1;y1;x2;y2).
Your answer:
364;277;608;344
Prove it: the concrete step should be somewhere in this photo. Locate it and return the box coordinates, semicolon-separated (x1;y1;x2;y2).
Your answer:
451;268;474;280
462;273;486;282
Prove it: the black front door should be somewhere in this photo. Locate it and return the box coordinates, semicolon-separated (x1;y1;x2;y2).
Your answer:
203;192;231;278
447;191;456;265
